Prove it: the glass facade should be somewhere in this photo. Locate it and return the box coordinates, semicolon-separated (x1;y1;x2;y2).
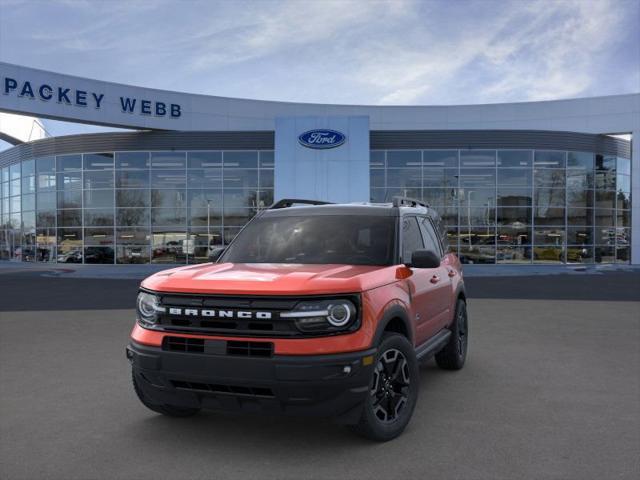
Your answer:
0;147;632;265
371;149;631;264
0;150;274;264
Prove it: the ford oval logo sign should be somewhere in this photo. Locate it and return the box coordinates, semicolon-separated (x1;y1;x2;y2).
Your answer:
298;129;346;149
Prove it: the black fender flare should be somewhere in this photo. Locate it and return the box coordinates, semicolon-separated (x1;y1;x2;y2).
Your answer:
371;303;414;347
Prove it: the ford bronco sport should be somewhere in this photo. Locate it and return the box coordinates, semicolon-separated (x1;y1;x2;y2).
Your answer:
127;197;468;441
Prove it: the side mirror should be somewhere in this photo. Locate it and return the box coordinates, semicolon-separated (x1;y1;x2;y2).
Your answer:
208;247;225;263
408;249;441;269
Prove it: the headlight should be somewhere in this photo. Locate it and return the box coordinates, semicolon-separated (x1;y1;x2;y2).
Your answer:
281;298;358;333
136;291;164;327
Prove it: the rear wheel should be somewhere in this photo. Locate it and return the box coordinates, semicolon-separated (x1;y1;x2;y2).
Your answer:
435;298;468;370
350;333;419;441
132;370;200;417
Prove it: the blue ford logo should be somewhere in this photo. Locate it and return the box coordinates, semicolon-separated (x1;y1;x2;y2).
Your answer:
298;129;346;149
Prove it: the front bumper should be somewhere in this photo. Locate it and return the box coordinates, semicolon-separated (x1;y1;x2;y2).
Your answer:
127;340;376;423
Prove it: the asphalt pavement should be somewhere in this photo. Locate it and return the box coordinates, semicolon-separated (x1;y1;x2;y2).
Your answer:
0;271;638;479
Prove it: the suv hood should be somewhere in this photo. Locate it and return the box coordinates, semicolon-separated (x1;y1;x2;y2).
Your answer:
141;262;399;295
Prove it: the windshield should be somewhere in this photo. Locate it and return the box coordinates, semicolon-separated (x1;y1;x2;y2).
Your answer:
221;215;396;265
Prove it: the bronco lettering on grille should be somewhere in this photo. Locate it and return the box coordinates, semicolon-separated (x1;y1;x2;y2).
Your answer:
167;308;272;320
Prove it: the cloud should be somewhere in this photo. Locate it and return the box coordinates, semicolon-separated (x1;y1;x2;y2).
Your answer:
0;0;637;107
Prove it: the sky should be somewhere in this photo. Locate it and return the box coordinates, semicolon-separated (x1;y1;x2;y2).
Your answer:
0;0;638;142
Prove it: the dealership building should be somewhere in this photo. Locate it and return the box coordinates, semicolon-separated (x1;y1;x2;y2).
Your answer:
0;62;638;266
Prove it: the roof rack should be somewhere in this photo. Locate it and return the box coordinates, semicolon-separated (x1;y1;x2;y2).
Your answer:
269;198;334;209
392;196;430;209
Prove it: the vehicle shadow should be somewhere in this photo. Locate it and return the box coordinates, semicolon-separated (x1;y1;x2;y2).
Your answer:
122;362;449;453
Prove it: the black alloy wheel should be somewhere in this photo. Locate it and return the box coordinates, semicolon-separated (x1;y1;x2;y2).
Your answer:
371;348;411;423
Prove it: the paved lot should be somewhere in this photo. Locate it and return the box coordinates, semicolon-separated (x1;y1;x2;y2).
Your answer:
0;272;638;480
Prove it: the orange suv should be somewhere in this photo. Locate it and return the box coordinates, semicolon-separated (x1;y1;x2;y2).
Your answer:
127;197;468;441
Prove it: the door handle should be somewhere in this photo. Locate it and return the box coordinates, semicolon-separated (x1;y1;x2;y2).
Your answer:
430;275;440;284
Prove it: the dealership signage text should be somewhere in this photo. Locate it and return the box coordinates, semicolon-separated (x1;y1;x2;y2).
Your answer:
2;76;181;118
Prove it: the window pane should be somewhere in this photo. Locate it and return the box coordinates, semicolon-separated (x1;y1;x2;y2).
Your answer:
57;154;82;171
36;157;55;173
498;150;532;168
57;171;82;190
223;169;258;188
567;208;593;226
21;159;35;176
594;191;616;209
497;207;531;225
566;246;593;264
567;227;593;245
594;209;615;227
616;157;630;176
534;227;565;245
595;246;615;263
498;169;531;186
459;244;496;264
57;209;82;227
83;153;114;170
116;227;150;245
84;209;114;226
22;193;35;211
566;188;593;208
259;169;274;189
116;170;149;188
423;188;457;207
84;190;114;209
534;206;565;225
84;246;114;264
370;151;385;168
117;208;150;226
497;188;532;206
36;210;55;228
532;246;564;263
151;208;187;226
460;151;495;167
422;168;458;188
116;245;150;264
567;151;594;169
56;190;81;209
259;151;275;168
224;151;258;168
596;155;616;172
150;152;185;169
534;151;565;168
21;177;36;194
115;152;149;169
223;208;256;227
370;170;385;188
151;170;186;188
38;191;57;210
458;169;495;187
187;151;222;169
497;226;531;245
84;170;114;189
151;189;186;208
566;169;593;189
387;169;421;188
534;169;565;187
423;150;457;168
188;168;222;188
116;189;149;208
37;173;56;191
386;151;421;168
497;246;531;263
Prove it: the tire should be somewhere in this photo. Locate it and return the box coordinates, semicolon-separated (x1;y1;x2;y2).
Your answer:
435;298;469;370
350;333;419;442
132;370;200;418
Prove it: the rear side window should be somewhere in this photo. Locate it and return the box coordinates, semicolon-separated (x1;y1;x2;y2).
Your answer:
401;217;424;264
432;215;449;252
419;217;443;258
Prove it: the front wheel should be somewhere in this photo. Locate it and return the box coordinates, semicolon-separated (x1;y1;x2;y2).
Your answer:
350;333;419;442
435;298;468;370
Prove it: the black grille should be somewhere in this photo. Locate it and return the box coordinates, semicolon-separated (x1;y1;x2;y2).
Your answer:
163;336;204;353
227;341;273;357
171;380;274;398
